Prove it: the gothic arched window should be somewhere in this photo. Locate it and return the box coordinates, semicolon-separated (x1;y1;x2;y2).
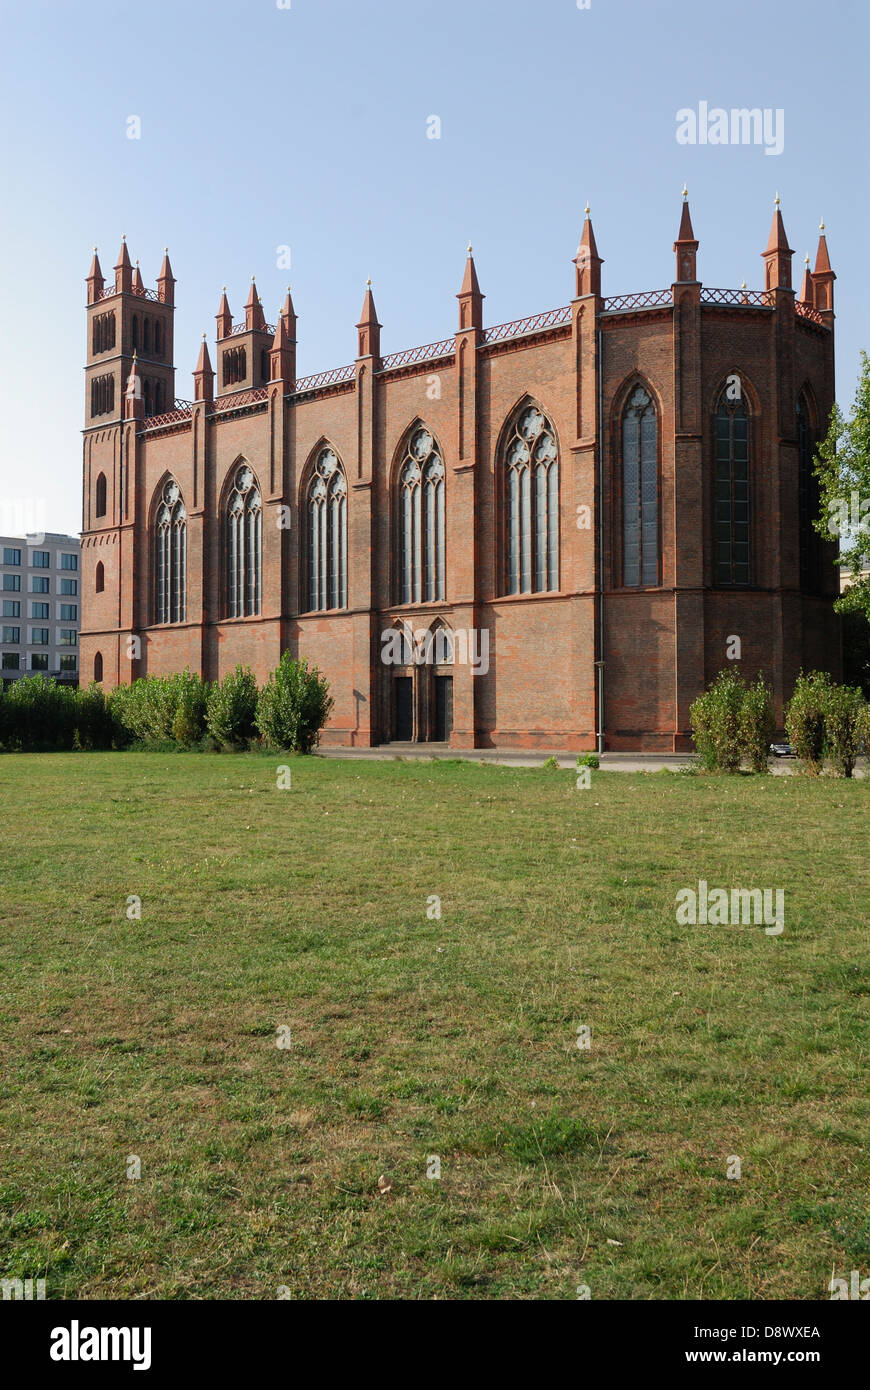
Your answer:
226;464;262;618
94;651;103;683
307;447;347;611
95;472;107;519
155;478;187;624
714;389;750;587
505;405;559;594
398;427;445;604
95;561;105;593
797;391;821;593
622;385;658;587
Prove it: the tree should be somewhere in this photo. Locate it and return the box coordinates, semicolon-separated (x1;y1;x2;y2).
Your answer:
813;349;870;621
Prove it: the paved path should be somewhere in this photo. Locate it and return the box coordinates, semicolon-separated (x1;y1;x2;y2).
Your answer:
317;745;866;775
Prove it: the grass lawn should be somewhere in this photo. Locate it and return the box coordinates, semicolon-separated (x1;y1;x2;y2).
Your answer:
0;752;867;1300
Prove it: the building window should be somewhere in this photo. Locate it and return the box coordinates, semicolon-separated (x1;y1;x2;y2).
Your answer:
32;628;49;644
31;577;49;593
226;464;262;618
94;651;103;682
622;385;658;587
60;629;77;645
60;655;77;672
3;575;21;591
92;311;116;354
714;390;750;587
31;603;49;619
95;562;105;593
95;473;107;519
307;447;347;611
398;427;445;604
2;652;20;670
2;547;20;565
2;601;19;617
2;626;20;643
222;346;246;387
60;604;77;621
91;373;115;417
32;551;50;568
31;653;48;670
61;553;78;571
504;405;559;595
797;392;822;593
60;578;78;596
155;478;187;624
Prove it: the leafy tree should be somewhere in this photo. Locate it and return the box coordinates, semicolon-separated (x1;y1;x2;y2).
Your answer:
207;665;259;748
813;349;870;621
256;653;333;753
785;671;832;775
823;682;866;778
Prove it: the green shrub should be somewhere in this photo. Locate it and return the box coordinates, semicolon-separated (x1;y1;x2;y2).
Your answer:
785;671;832;775
542;755;559;770
109;671;208;746
73;682;116;750
206;665;259;748
255;653;333;753
3;675;76;751
689;668;746;773
577;753;600;769
740;674;776;774
823;682;866;778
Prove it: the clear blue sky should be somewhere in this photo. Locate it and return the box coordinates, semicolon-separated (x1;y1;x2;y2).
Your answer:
0;0;867;536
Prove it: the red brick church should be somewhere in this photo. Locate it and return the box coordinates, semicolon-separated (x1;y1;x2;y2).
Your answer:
80;195;840;750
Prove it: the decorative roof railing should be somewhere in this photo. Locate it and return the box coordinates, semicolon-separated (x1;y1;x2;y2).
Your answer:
98;283;159;302
481;305;572;345
140;400;194;430
229;319;275;337
379;338;455;370
795;299;824;324
291;364;356;393
602;289;673;312
213;386;269;412
700;287;772;308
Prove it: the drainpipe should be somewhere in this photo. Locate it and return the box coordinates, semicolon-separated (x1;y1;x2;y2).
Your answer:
596;326;605;754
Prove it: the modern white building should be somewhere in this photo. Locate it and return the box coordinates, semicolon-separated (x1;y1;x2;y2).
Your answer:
0;533;81;686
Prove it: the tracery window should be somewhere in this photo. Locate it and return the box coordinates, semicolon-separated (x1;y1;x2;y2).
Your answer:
226;464;262;617
155;478;186;624
398;427;445;604
622;385;658;587
714;390;750;587
307;448;347;611
505;405;559;594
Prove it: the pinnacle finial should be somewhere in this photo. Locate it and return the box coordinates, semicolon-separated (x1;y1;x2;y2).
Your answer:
93;245;98;253
135;259;139;266
741;280;747;289
584;201;591;218
467;242;473;255
804;253;810;266
681;184;688;200
122;233;126;241
132;349;137;360
366;277;372;287
774;191;781;207
819;218;825;231
222;284;226;291
202;332;207;341
164;246;168;253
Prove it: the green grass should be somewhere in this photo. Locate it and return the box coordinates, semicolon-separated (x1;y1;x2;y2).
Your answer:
0;752;867;1300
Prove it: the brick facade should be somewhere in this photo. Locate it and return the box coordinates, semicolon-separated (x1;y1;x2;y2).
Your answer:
80;199;841;750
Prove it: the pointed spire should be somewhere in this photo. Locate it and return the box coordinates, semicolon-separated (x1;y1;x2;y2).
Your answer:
157;247;175;305
762;193;793;292
245;275;266;331
270;305;295;384
799;253;814;306
193;333;214;404
86;246;104;304
114;234;133;294
574;203;603;297
216;286;233;340
674;187;699;283
457;243;484;331
280;286;297;340
356;278;381;359
812;220;835;316
124;350;143;420
132;260;144;294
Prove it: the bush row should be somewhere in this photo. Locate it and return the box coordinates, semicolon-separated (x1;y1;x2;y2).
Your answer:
690;668;869;776
0;654;333;754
